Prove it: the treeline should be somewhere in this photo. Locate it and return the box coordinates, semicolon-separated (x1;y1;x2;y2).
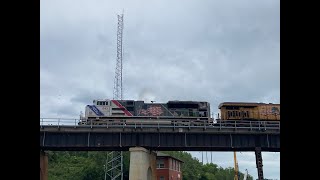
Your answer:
163;151;253;180
47;151;253;180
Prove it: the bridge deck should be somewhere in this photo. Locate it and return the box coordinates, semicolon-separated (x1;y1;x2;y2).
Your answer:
40;119;279;152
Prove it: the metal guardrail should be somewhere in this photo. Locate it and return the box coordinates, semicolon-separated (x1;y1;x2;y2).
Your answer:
40;118;80;127
40;118;280;131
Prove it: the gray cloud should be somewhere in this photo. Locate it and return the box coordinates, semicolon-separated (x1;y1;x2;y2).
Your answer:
41;0;279;178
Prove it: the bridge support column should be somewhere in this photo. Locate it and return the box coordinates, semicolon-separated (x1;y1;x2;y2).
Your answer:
255;147;264;180
129;147;157;180
40;151;48;180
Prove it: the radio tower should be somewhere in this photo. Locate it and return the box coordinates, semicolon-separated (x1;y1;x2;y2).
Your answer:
113;12;124;100
105;12;124;180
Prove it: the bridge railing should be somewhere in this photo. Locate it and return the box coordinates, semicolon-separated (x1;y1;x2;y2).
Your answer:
40;118;80;127
40;118;280;131
216;120;280;131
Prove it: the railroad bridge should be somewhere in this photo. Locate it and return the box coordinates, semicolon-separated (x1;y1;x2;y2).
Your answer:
40;118;280;180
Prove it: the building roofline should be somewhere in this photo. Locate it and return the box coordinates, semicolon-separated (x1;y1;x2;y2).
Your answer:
157;152;184;163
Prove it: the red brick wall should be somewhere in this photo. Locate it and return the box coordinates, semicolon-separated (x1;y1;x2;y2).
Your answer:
157;169;169;179
169;169;182;180
156;157;182;180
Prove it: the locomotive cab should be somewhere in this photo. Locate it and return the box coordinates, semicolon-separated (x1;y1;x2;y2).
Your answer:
85;99;112;119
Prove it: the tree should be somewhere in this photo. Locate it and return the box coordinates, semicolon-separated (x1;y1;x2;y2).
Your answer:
47;151;254;180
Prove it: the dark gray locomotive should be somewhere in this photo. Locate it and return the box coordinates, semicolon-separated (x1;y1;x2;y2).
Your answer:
79;99;212;125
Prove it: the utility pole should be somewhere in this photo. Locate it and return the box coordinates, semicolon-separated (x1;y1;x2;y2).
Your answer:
243;169;248;180
234;151;239;180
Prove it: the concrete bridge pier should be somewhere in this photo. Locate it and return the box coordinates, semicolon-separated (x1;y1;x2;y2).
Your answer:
129;147;157;180
40;151;48;180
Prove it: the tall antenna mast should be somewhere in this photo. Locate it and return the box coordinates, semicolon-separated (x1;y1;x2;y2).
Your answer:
113;12;124;100
106;11;124;180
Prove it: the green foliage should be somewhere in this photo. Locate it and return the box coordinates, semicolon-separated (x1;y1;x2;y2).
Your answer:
162;151;254;180
47;151;254;180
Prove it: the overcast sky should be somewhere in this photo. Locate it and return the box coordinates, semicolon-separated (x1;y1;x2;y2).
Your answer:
40;0;280;179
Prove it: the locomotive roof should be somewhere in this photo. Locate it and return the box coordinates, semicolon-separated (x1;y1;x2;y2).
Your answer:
93;99;135;101
168;100;207;104
218;102;280;109
92;99;207;104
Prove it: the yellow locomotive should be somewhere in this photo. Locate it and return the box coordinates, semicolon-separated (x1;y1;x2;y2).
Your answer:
218;102;280;121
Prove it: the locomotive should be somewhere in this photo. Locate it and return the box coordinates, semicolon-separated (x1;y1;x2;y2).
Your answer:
78;99;280;126
79;99;213;125
217;102;280;121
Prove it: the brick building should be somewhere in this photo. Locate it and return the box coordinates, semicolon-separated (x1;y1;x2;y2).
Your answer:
156;152;183;180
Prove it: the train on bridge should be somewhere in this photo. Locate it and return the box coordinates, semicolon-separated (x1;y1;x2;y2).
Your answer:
78;99;280;126
218;102;280;121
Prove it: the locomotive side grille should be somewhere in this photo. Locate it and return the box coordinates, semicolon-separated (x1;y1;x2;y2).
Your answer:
112;108;126;111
